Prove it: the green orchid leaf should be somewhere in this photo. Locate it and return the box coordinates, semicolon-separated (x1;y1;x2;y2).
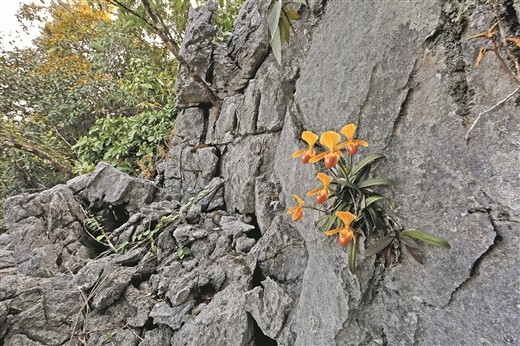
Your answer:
349;234;357;274
353;165;371;184
405;245;423;264
321;213;338;233
357;178;394;189
365;235;395;257
365;206;380;231
288;0;307;4
365;195;386;207
336;178;360;191
279;12;291;44
349;153;385;179
270;28;282;64
399;234;419;248
400;229;451;249
283;7;300;20
267;0;283;40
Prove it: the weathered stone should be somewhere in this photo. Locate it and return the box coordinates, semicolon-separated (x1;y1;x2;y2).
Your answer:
244;277;293;339
169;254;255;346
235;236;256;253
172;108;206;146
80;162;159;213
236;79;260;135
213;0;268;95
219;215;255;238
221;133;280;213
206;95;241;144
175;1;218;105
256;63;293;133
75;259;106;292
91;264;136;310
140;327;174;346
4;184;95;277
254;175;282;235
150;301;194;331
173;225;208;247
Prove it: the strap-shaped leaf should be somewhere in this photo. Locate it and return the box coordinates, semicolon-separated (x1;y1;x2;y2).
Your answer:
405;245;423;264
365;235;394;257
267;0;282;39
365;195;385;207
357;178;394;189
349;234;357;274
279;11;291;44
270;28;282;64
336;178;360;191
349;153;385;179
399;229;451;249
283;7;300;20
398;234;419;248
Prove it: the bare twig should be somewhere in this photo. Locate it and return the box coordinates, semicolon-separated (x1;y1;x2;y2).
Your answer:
0;128;73;174
109;0;222;118
464;87;519;142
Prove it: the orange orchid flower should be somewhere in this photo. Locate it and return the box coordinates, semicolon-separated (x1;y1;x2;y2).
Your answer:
291;131;319;163
287;194;305;221
309;131;343;168
306;173;332;204
325;211;356;247
339;124;368;156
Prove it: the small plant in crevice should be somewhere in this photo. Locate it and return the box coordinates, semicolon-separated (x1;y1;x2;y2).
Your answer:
176;246;192;260
82;184;222;255
267;0;306;65
287;123;451;274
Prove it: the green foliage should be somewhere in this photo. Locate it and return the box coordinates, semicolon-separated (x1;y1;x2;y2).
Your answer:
176;246;191;260
267;0;306;64
84;186;219;255
215;0;245;42
290;125;450;274
73;105;175;174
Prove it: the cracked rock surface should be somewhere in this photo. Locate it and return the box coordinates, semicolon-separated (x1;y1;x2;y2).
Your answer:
2;0;519;345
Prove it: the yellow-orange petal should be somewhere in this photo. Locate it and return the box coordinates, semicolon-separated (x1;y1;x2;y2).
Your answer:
317;172;332;187
341;124;357;140
324;227;341;236
287;206;299;214
309;151;327;163
292;194;304;206
336;211;356;228
320;131;341;150
302;131;319;147
339;227;354;237
306;187;321;196
352;139;368;147
292;207;303;221
291;148;308;158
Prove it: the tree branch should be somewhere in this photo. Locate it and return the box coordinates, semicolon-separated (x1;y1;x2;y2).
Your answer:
1;129;73;175
140;0;221;112
109;0;222;117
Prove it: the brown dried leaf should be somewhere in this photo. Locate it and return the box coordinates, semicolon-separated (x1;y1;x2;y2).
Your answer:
405;245;423;265
469;32;494;40
506;37;520;47
475;47;489;68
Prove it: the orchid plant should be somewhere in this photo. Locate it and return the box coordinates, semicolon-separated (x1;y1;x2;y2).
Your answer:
288;123;450;273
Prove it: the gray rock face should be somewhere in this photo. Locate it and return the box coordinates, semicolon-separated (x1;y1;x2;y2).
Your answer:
175;1;218;105
2;0;520;344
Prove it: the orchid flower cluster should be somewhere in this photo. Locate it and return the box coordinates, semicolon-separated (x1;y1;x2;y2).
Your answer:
287;123;450;273
288;125;367;246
